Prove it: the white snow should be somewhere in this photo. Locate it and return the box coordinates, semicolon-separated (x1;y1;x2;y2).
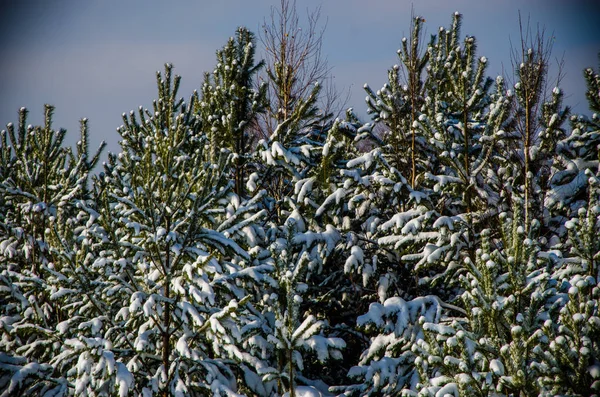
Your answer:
489;359;505;376
116;362;134;397
282;386;323;397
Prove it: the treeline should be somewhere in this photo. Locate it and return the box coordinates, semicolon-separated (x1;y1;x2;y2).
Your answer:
1;5;599;397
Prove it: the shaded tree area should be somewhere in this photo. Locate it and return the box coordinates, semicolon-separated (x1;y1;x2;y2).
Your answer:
2;3;600;396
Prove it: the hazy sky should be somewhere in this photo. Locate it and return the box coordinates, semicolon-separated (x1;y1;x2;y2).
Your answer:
1;0;599;159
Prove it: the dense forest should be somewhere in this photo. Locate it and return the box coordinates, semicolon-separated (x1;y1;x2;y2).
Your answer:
1;3;599;396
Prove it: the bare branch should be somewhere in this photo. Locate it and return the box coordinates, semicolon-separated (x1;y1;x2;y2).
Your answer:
256;0;341;139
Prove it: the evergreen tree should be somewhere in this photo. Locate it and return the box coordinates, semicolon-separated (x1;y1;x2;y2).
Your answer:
198;27;267;196
364;15;430;187
335;13;599;397
0;106;104;395
552;56;600;222
86;64;276;396
395;13;511;295
417;13;510;218
254;218;345;397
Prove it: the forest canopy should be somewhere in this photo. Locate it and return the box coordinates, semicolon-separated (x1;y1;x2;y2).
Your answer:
1;5;600;397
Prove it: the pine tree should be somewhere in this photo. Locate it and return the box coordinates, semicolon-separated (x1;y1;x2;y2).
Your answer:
357;13;511;302
255;219;345;397
552;56;600;222
85;64;278;395
364;15;430;188
417;13;510;218
539;60;600;395
0;106;104;396
398;12;512;295
334;12;599;397
198;27;267;196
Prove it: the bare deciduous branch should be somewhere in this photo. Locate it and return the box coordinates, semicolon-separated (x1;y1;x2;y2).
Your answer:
256;0;344;139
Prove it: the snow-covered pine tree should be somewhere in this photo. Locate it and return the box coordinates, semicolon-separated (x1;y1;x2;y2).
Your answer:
536;59;600;395
545;174;600;394
417;12;511;218
303;17;441;317
334;13;551;397
353;13;511;304
250;215;345;397
0;106;104;396
317;140;417;302
226;6;357;393
560;58;600;278
240;114;367;395
400;12;511;292
410;202;559;396
253;113;383;390
338;13;439;316
364;15;431;188
55;64;271;396
346;49;600;395
413;172;600;396
393;49;599;397
197;26;267;196
0;106;104;272
339;159;598;397
238;112;370;396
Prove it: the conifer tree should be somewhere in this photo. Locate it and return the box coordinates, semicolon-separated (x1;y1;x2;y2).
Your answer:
0;106;104;395
364;15;430;187
398;13;511;292
0;106;104;272
418;13;510;217
198;27;267;196
549;179;600;394
71;65;268;396
355;13;510;302
334;12;600;397
253;218;345;397
539;60;600;395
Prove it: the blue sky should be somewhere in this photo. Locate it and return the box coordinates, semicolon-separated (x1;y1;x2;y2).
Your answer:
1;0;599;158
